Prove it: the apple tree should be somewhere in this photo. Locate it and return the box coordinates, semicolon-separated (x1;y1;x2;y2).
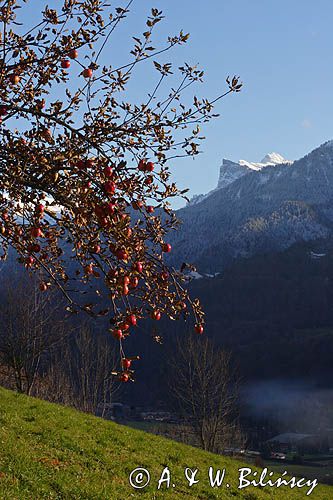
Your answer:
0;0;241;381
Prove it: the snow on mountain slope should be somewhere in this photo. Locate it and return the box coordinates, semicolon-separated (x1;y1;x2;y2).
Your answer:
173;141;333;272
188;152;292;204
261;152;287;164
239;152;293;171
217;159;252;189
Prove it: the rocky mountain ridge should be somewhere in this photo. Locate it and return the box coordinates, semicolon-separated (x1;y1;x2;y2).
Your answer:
171;141;333;272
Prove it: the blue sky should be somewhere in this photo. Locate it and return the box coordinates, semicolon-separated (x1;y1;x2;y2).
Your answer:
115;0;333;207
147;0;333;207
23;1;333;207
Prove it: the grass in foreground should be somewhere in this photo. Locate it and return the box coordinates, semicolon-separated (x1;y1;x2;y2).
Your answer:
0;387;331;499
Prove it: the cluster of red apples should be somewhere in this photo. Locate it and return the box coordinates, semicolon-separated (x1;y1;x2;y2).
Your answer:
0;1;238;382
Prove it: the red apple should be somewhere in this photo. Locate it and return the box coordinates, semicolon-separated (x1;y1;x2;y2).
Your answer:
122;358;132;369
105;202;115;215
31;227;42;238
104;166;113;177
151;309;161;321
133;261;143;273
127;314;137;326
138;159;146;171
92;244;101;254
115;248;128;261
147;205;154;214
162;243;172;253
39;282;48;292
195;324;204;334
120;322;130;331
145;175;153;185
146;161;154;172
69;49;78;59
120;372;129;382
83;68;93;78
61;59;71;69
32;243;41;253
26;256;35;266
113;329;123;340
104;181;116;195
9;74;20;84
130;277;139;289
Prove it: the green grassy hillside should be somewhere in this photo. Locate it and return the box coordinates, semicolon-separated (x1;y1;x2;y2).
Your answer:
0;387;331;499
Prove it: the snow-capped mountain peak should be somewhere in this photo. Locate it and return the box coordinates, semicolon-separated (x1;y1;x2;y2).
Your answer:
218;152;292;187
187;151;293;205
177;140;333;272
261;152;287;164
238;152;293;171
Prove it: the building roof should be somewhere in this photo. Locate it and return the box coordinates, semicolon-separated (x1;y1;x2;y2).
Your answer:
266;433;315;444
